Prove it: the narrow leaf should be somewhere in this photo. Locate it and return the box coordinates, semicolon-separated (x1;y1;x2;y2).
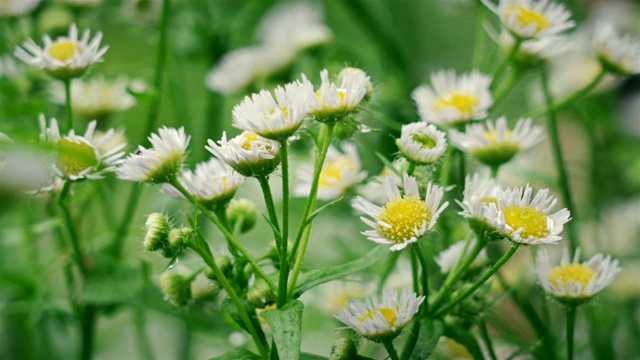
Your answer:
410;318;444;360
208;349;260;360
260;300;304;360
305;196;343;226
374;151;403;178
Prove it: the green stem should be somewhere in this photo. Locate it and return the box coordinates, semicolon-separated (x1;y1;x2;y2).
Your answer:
540;71;579;253
491;38;522;90
383;340;400;360
63;79;73;131
257;176;281;237
480;320;498;360
410;250;419;294
490;166;500;178
413;243;429;314
80;305;96;360
278;140;290;307
111;184;142;258
472;4;486;70
566;306;576;360
58;182;85;274
134;308;154;360
434;244;519;318
492;68;521;107
439;146;455;187
406;163;416;176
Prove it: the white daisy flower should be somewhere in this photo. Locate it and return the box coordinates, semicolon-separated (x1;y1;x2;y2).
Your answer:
499;31;569;67
593;22;640;76
116;127;189;183
161;158;243;208
353;174;449;251
412;70;493;126
304;68;370;123
50;76;137;120
206;131;281;178
258;1;332;52
396;122;447;165
335;288;424;341
232;80;310;141
449;117;545;169
536;247;621;305
488;0;574;40
436;238;488;273
295;143;367;201
0;0;41;17
456;172;501;221
485;184;571;245
39;115;125;181
14;24;108;80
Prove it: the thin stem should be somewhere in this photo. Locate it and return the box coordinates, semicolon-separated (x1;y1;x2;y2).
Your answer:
490;166;500;179
257;176;280;236
566;306;576;360
111;184;142;258
492;68;521;108
480;320;498;360
491;37;522;90
134;308;154;360
410;250;419;294
439;146;455;187
278;140;290;307
413;243;429;314
383;340;400;360
58;182;85;274
434;244;519;318
64;79;73;131
541;71;579;253
80;305;96;360
406;163;416;176
472;4;486;70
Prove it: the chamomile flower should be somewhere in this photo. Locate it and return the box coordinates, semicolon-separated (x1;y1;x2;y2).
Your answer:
295;143;367;200
489;0;574;40
353;174;448;251
232;80;310;141
0;0;41;17
436;238;488;273
396;122;447;165
593;22;640;76
449;117;544;169
258;1;332;52
39;115;125;181
536;247;621;305
116;127;189;183
335;288;424;342
14;24;108;79
206;131;281;178
304;68;370;124
161;158;243;208
485;184;571;245
412;70;493;126
457;172;501;221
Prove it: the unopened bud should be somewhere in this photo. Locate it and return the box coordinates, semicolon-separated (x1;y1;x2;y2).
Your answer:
161;227;191;258
330;334;358;360
205;255;233;281
226;199;258;233
191;274;221;302
143;213;170;251
159;272;193;307
248;278;276;308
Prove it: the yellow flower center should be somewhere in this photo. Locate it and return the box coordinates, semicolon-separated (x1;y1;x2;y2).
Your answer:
378;196;431;243
318;157;356;187
434;92;478;115
412;133;437;149
509;5;550;33
241;132;260;150
56;138;99;177
358;307;397;326
503;206;549;239
548;264;597;291
48;41;80;62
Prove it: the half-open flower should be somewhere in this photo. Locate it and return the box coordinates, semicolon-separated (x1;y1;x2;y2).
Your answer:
304;68;370;124
206;131;281;178
396;122;447;165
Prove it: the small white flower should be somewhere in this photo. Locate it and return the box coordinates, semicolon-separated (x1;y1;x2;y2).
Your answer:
450;117;545;168
295;143;367;201
206;131;281;178
353;174;449;251
500;31;569;66
258;2;332;52
50;76;137;119
436;238;488;273
116;127;189;183
304;68;370;123
536;247;621;304
490;0;574;40
161;158;243;208
0;0;41;17
335;288;424;341
14;24;108;79
232;80;310;141
485;184;571;245
456;172;501;221
396;122;447;165
412;70;493;125
593;22;640;76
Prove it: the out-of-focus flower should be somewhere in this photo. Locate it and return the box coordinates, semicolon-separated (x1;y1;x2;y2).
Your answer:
258;1;332;52
0;0;41;17
413;70;493;126
396;122;447;165
14;24;108;79
353;174;448;251
50;77;137;120
304;68;370;124
0;137;53;196
489;0;574;40
0;54;22;78
206;131;281;178
499;31;569;68
436;238;488;273
295;143;366;200
457;172;500;222
593;22;640;76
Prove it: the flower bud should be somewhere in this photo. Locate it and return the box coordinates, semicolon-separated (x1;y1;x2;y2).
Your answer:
205;255;233;280
191;273;221;302
226;199;258;233
143;213;170;251
329;334;358;360
159;272;193;307
161;227;191;258
248;278;277;308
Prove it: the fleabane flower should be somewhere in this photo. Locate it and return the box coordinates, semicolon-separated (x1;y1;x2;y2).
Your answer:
206;131;281;178
456;172;501;230
396;122;447;165
258;1;332;52
161;158;243;209
304;68;370;124
232;80;310;141
39;115;125;181
485;184;571;245
14;24;108;79
0;0;41;17
536;247;621;305
436;238;488;273
335;288;424;342
116;127;189;183
412;70;493;126
353;174;448;251
593;22;640;76
295;143;367;201
450;117;544;169
490;0;574;40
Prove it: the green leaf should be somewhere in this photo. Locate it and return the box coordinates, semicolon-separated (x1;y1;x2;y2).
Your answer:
292;246;388;297
374;152;403;178
208;349;260;360
299;353;328;360
444;322;484;360
410;318;444;360
260;300;304;360
305;196;343;226
82;264;144;304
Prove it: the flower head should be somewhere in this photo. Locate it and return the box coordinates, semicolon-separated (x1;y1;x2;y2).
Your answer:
500;31;569;68
353;174;448;251
206;131;281;177
450;117;544;168
413;70;493;126
436;238;488;273
258;2;332;52
335;288;424;342
14;24;108;79
457;172;501;225
493;0;574;40
593;22;640;76
485;184;571;245
0;0;41;17
396;122;447;165
304;68;370;124
295;143;366;201
536;247;621;305
116;127;189;183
